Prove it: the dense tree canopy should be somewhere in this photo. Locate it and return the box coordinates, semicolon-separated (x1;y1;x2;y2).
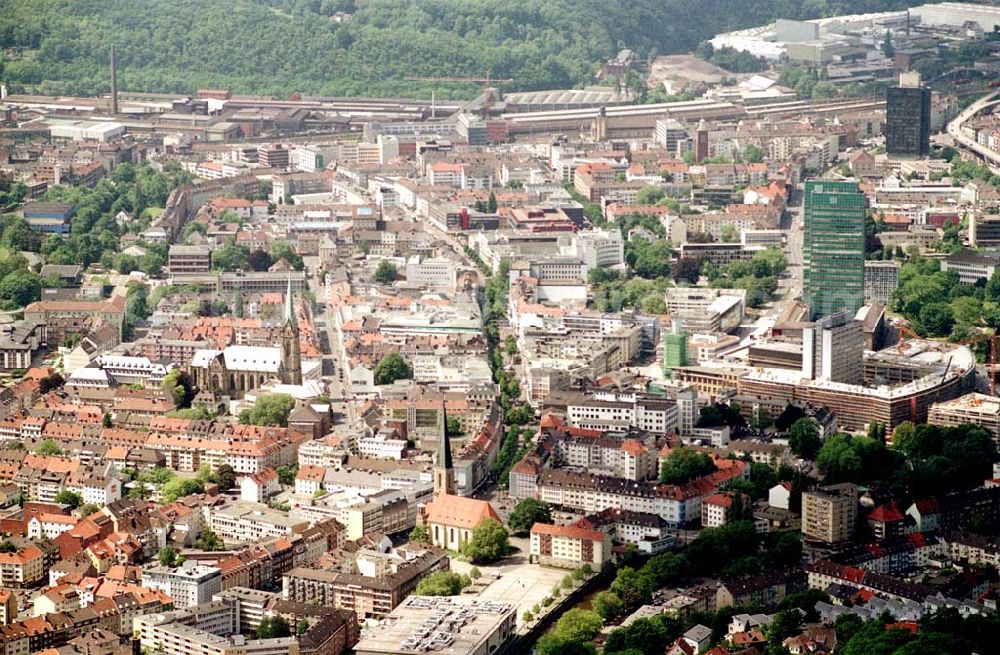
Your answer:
53;490;82;509
461;518;510;564
35;439;63;456
659;448;717;484
816;433;900;485
374;261;398;284
414;571;471;596
507;498;552;536
788;417;822;460
553;609;604;644
707;247;786;308
0;1;922;98
374;352;412;385
162;369;196;408
238;393;296;427
256;616;291;640
0;164;188;295
161;477;205;503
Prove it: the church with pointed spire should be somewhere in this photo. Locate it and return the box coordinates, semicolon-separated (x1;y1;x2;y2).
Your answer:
189;279;305;398
280;278;303;385
422;401;501;551
433;402;455;497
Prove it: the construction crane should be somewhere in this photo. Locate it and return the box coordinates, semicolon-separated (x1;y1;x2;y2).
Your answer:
895;323;923;354
405;73;514;119
956;330;1000;397
897;323;999;397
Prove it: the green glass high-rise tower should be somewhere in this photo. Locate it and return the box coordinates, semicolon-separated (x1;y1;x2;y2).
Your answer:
803;180;866;320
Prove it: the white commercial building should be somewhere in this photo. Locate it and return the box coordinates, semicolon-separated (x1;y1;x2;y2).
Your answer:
357;435;408;460
911;2;1000;30
49;120;126;142
207;502;306;544
404;256;456;291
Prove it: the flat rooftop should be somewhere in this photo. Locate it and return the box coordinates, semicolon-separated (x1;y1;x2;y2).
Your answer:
356;596;514;655
931;392;1000;416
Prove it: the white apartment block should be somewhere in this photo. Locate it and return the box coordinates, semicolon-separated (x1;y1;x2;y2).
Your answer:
142;563;222;608
565;398;678;437
298;439;351;468
553;434;658;481
135;606;298;655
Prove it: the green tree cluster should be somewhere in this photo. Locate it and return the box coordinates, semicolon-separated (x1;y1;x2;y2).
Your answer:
195;529;224;551
695;42;768;73
706;247;787;308
238;394;296;427
0;164;186;291
659;448;717;484
409;524;430;544
166;404;217;421
158;546;184;567
414;571;471;596
461;518;510;564
54;489;82;509
256;615;291;639
536;609;604;655
590;271;671;314
276;465;298;486
815;433;900;485
788;418;822;460
887;422;997;505
161;477;205;503
35;439;63;456
373;351;412;385
212;240;251;271
374;261;398;284
507;498;552;536
162;369;196;408
270;239;304;270
479;260;535;485
124;282;151;340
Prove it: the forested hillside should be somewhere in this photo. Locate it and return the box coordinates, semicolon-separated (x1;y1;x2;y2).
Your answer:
1;0;922;98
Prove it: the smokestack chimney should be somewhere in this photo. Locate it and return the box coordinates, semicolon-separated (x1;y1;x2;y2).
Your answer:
110;45;119;115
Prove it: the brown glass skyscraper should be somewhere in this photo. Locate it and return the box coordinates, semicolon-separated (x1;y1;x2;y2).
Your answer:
886;75;930;157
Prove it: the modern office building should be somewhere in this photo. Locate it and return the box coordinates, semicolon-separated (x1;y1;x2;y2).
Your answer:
22;202;75;235
803;180;866;320
142;562;223;608
802;312;864;385
885;73;931;157
169;244;213;274
864;260;900;305
354;596;516;655
665;287;747;334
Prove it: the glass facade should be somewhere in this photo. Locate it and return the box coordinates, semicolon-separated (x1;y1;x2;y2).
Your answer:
803;180;866;320
885;85;931;157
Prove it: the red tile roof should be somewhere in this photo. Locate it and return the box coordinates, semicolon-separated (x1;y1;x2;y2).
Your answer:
531;521;606;542
424;494;500;530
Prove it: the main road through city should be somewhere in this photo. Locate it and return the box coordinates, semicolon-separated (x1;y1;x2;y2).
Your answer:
945;89;1000;173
